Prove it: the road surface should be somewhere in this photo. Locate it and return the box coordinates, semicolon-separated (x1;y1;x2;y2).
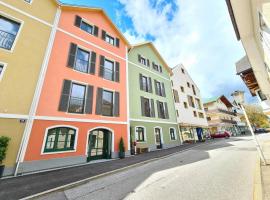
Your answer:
39;136;257;200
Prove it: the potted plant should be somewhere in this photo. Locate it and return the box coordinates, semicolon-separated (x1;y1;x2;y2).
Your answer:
119;137;125;159
0;136;10;177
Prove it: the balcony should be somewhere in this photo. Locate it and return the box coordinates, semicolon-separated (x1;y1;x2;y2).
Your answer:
221;119;237;124
217;109;236;116
0;30;16;50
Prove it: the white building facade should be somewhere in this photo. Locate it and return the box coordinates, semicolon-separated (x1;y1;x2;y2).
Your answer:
171;64;208;142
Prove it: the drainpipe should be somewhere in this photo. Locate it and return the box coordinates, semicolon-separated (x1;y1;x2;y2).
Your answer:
14;7;62;176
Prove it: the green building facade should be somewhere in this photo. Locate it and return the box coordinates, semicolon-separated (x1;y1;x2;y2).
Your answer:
128;42;181;153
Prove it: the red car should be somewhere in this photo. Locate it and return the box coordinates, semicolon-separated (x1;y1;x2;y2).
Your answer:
211;131;231;139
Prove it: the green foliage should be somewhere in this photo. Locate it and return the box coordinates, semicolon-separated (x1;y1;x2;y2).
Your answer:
244;104;270;128
0;136;10;165
119;137;125;153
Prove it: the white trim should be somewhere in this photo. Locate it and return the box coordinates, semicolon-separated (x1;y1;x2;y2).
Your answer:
85;127;115;156
134;126;147;143
128;61;170;81
0;62;7;81
169;127;177;141
58;28;126;61
0;11;24;53
14;8;62;176
153;126;164;144
0;1;53;27
0;113;29;119
40;125;79;155
34;115;127;124
130;118;178;125
126;46;130;150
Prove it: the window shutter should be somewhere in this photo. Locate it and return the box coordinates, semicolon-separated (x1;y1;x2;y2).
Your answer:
93;26;99;37
161;83;166;97
115;38;120;47
89;51;96;75
141;96;145;116
159;65;163;73
114;92;120;116
147;59;150;67
156;100;161;118
99;55;105;77
164;102;169;119
67;43;77;68
139;74;143;90
85;85;94;114
95;88;103;115
102;30;106;40
74;15;82;27
115;62;120;82
58;80;71;112
150;99;155;117
152;62;155;69
154;80;158;95
148;77;152;93
138;54;141;63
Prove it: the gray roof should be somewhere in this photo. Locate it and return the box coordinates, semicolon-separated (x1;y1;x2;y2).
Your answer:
236;56;252;75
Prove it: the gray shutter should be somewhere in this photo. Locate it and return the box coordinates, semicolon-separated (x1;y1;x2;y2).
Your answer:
93;26;99;37
74;15;82;27
67;43;77;68
159;65;163;73
156;100;161;118
150;99;155;117
114;92;120;116
58;80;71;112
102;30;106;40
115;38;120;47
89;51;96;74
164;102;169;119
162;83;166;97
154;80;158;95
147;59;150;67
99;55;105;77
141;96;145;116
85;85;93;114
115;62;120;82
139;74;143;90
95;88;103;115
138;54;141;62
148;77;152;93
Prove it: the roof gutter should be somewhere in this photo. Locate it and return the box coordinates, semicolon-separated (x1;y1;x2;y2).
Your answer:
225;0;241;41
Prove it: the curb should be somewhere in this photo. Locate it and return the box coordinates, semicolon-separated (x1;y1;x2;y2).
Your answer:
254;156;263;200
21;140;219;200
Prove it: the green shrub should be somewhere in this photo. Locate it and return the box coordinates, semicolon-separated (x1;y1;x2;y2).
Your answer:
0;136;10;165
119;137;125;153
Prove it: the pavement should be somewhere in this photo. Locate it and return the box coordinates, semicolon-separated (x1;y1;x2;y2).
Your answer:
0;141;210;200
38;136;257;200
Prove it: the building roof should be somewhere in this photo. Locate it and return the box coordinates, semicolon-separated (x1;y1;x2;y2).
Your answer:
55;1;131;47
236;56;252;75
203;97;220;104
131;42;172;75
225;0;241;40
203;95;233;107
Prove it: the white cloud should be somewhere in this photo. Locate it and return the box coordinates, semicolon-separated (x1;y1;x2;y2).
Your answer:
118;0;251;100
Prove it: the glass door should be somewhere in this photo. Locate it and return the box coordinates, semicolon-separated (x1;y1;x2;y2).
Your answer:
155;128;162;149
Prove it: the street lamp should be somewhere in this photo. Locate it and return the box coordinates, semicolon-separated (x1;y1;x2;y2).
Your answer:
231;91;267;165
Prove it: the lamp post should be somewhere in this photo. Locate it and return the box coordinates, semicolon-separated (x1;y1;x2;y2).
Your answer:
231;91;267;165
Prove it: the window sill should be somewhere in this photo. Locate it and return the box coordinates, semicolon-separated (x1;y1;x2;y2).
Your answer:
42;149;76;155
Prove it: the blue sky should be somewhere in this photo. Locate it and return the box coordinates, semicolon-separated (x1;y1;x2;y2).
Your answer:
61;0;257;103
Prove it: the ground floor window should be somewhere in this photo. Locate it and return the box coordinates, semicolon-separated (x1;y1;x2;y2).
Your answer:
170;128;176;140
136;127;146;142
44;127;76;153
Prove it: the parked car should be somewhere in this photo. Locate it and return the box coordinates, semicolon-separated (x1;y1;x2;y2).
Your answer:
211;131;231;139
254;128;268;134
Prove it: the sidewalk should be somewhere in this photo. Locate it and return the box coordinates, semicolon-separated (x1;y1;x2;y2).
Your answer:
0;141;210;200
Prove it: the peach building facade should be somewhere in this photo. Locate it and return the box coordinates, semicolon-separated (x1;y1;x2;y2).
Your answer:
19;6;130;173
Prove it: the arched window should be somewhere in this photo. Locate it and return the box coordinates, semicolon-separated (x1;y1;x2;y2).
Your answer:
44;127;76;153
136;127;146;142
170;128;176;141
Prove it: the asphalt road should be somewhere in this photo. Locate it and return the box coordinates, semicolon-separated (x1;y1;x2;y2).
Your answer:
39;136;257;200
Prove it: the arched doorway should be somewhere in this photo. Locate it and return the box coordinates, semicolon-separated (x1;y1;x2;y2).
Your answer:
87;129;112;162
154;127;163;149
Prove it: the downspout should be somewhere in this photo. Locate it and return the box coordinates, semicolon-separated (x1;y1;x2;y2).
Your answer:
14;7;62;176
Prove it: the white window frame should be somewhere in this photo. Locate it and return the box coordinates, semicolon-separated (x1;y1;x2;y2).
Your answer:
41;125;79;155
135;126;147;143
0;62;7;81
0;11;24;53
169;127;177;141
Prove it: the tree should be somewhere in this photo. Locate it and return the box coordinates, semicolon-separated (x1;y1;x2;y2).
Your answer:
244;104;270;128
